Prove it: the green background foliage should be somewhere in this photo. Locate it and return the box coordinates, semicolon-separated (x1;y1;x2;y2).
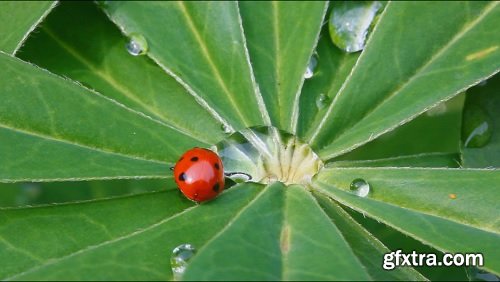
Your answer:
0;1;499;280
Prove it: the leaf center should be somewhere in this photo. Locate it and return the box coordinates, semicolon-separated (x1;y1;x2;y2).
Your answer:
214;126;323;185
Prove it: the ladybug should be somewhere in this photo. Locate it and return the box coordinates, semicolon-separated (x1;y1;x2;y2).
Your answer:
173;147;225;203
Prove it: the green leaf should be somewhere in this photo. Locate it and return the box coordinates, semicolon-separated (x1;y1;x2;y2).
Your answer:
0;1;56;54
104;2;270;132
314;193;426;281
297;30;359;138
327;152;460;168
184;183;370;280
239;1;327;133
462;73;500;168
333;94;465;162
1;185;263;280
18;2;223;145
0;52;203;181
304;2;500;160
313;167;500;274
0;190;194;280
0;126;168;182
0;179;171;208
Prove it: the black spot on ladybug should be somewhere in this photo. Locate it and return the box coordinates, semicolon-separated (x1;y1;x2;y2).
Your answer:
179;172;186;181
214;163;220;170
191;156;199;162
212;183;220;192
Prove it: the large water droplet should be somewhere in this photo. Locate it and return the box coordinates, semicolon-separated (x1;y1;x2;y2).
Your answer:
215;126;323;185
350;178;370;197
171;244;196;280
462;104;492;148
304;54;318;79
316;93;329;110
126;33;148;56
329;1;383;53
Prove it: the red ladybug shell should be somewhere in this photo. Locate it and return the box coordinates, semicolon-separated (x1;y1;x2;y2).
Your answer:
174;147;225;203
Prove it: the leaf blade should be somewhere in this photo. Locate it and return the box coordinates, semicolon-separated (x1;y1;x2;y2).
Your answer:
305;2;500;160
0;126;168;182
0;52;203;166
104;1;269;132
18;2;224;144
314;193;427;281
0;1;56;54
184;183;372;281
0;190;194;280
239;1;327;133
313;167;500;274
2;185;263;280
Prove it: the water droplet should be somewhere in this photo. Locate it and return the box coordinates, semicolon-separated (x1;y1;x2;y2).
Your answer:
171;244;196;279
126;33;148;56
462;104;492;148
329;1;383;53
350;178;370;197
316;93;329;110
304;55;318;79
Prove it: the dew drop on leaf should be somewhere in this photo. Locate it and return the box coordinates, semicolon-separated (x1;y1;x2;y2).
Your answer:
171;243;196;280
316;93;329;110
462;104;492;148
126;33;148;56
304;54;318;79
350;178;370;197
328;1;383;53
